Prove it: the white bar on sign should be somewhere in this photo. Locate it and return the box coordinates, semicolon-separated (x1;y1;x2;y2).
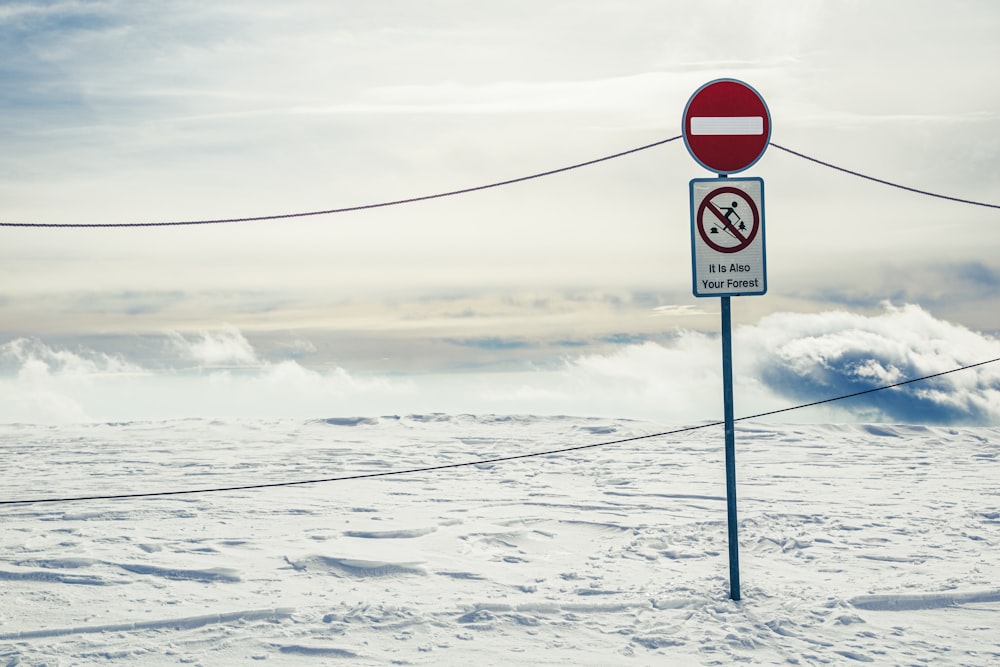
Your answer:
690;116;764;136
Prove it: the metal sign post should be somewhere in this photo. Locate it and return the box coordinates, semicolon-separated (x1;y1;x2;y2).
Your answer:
682;79;771;602
720;295;740;601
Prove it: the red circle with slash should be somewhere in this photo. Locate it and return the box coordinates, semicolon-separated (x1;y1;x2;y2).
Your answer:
696;186;760;254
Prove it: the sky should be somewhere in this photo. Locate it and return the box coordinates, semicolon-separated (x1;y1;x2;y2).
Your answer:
1;0;999;424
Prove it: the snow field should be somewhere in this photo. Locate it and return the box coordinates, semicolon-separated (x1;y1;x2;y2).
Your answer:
1;415;998;665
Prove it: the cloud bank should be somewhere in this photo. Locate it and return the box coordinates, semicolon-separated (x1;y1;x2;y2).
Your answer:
741;304;1000;424
1;304;997;426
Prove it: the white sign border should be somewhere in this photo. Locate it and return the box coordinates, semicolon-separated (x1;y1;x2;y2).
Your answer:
689;177;767;298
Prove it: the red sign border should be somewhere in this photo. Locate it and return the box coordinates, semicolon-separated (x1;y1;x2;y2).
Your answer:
682;78;771;175
696;186;761;253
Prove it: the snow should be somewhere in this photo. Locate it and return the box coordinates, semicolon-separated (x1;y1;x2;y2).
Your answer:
1;415;998;665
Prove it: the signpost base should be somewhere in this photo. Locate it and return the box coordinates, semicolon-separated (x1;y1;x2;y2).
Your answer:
721;296;741;601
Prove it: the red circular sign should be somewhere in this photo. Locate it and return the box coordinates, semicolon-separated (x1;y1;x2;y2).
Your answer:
696;186;760;253
682;79;771;174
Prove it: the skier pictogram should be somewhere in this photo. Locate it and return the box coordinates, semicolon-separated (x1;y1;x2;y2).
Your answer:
709;201;747;235
696;187;760;254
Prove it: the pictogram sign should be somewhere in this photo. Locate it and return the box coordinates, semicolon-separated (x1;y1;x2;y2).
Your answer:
682;79;771;175
690;177;766;297
696;186;760;254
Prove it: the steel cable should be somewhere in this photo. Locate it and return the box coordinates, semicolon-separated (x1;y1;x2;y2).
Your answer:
2;355;996;506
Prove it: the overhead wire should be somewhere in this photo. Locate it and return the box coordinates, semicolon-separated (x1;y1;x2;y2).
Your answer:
3;355;997;507
768;143;1000;210
2;137;998;229
0;136;681;228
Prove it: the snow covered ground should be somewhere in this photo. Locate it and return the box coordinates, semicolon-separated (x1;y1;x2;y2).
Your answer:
1;415;998;665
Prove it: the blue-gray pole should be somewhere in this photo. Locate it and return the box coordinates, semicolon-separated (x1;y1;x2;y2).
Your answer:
720;295;741;601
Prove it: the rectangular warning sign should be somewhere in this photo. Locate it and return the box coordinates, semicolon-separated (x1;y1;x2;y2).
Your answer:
690;177;766;298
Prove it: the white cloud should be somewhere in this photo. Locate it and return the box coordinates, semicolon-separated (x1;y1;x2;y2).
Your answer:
418;304;1000;425
652;305;709;317
740;303;1000;424
169;326;259;367
0;331;420;423
291;73;677;117
0;337;142;423
3;306;999;425
1;337;140;376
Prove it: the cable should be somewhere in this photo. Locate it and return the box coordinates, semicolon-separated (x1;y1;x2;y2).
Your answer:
769;143;1000;210
4;138;999;229
4;138;997;228
0;424;716;506
3;355;997;506
741;355;1000;421
0;137;681;228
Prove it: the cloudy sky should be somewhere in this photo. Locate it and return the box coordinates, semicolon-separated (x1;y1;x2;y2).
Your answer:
1;0;999;424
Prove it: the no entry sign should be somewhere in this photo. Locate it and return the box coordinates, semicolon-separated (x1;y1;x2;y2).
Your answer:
690;177;766;297
682;79;771;175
